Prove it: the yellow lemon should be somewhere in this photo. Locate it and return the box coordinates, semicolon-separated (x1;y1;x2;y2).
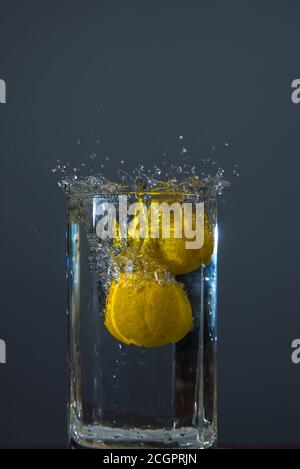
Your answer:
112;195;214;275
156;215;214;275
148;201;214;275
104;272;193;347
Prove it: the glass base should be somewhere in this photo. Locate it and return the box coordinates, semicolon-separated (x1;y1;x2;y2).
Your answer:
69;425;216;449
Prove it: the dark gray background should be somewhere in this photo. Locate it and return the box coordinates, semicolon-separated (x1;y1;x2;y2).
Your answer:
0;0;300;448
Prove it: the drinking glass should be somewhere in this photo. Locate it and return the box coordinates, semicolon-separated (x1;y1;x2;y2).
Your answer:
67;191;218;449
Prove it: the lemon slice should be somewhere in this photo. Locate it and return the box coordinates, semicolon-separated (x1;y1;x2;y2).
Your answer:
113;198;214;275
104;272;193;347
156;216;214;275
148;201;214;275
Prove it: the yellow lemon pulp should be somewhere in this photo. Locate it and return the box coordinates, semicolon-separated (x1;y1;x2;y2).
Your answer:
156;214;214;275
104;195;213;346
113;197;214;275
105;272;193;347
134;200;214;275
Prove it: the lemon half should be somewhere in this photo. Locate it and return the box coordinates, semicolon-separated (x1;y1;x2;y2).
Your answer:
113;199;214;275
156;215;214;275
105;272;193;347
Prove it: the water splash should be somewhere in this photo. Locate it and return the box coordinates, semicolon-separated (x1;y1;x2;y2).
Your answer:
57;162;230;200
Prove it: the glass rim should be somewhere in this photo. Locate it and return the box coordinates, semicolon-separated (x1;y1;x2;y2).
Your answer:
67;191;218;201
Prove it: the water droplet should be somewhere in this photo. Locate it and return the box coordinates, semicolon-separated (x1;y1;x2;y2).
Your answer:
112;373;118;389
125;260;134;273
119;347;127;356
94;377;98;390
120;160;125;165
77;138;81;145
33;227;40;233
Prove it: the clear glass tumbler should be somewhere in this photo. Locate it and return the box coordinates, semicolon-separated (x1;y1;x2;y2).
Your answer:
67;190;218;449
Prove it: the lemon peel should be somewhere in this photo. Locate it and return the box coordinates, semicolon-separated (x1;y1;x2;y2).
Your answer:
113;197;214;275
156;215;214;275
104;272;193;347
